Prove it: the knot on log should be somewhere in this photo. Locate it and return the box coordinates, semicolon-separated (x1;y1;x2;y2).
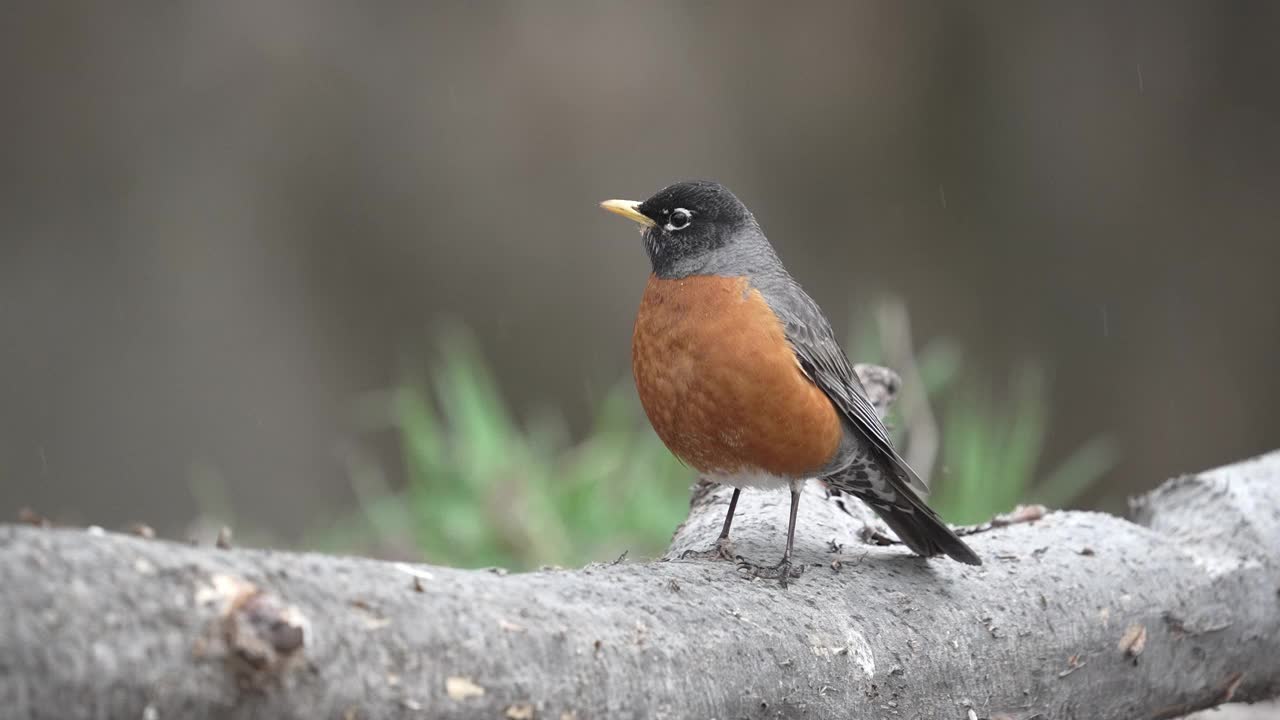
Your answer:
196;573;309;690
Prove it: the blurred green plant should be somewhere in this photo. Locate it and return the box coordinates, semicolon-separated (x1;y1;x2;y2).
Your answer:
847;300;1118;525
312;302;1116;569
929;364;1118;524
308;334;691;569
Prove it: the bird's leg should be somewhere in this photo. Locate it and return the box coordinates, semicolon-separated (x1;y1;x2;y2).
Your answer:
737;486;805;587
716;486;741;545
680;488;739;561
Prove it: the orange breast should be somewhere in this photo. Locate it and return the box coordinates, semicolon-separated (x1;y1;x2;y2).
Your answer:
631;274;843;477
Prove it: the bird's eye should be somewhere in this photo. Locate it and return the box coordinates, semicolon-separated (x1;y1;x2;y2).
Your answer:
666;208;692;231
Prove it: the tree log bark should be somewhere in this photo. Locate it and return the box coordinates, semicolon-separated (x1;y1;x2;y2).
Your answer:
2;367;1278;719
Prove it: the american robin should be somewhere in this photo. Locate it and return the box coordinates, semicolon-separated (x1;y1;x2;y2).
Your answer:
601;180;981;581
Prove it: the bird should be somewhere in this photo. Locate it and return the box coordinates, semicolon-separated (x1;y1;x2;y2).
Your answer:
600;180;980;582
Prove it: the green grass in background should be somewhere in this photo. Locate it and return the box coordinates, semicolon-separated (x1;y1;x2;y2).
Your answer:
307;301;1116;569
309;334;690;568
930;364;1118;524
847;303;1118;526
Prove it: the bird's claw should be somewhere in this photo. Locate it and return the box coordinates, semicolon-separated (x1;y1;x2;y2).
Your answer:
736;557;804;588
679;538;736;562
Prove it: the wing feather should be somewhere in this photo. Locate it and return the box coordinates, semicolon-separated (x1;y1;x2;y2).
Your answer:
763;279;929;496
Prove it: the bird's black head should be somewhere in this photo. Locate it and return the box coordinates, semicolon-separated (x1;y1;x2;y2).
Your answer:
601;181;765;278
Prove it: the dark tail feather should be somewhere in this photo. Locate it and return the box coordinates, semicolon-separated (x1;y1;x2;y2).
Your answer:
870;503;982;566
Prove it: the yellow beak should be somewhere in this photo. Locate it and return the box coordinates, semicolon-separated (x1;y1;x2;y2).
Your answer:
599;199;656;227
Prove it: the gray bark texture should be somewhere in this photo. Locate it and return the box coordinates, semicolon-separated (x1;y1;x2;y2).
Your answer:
2;365;1278;719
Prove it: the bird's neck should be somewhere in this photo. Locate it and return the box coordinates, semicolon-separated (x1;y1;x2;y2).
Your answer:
651;227;784;281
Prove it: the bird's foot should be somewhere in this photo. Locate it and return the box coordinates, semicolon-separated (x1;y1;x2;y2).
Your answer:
736;556;804;588
679;537;736;562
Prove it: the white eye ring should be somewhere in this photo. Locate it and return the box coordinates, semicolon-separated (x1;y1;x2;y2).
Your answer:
665;208;693;231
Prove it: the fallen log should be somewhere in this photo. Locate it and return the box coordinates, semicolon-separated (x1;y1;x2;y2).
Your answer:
2;366;1277;719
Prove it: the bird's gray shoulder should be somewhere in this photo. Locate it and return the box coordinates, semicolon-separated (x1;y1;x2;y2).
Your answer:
748;272;929;495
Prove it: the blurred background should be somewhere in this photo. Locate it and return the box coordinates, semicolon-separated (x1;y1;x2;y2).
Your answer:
3;2;1278;570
